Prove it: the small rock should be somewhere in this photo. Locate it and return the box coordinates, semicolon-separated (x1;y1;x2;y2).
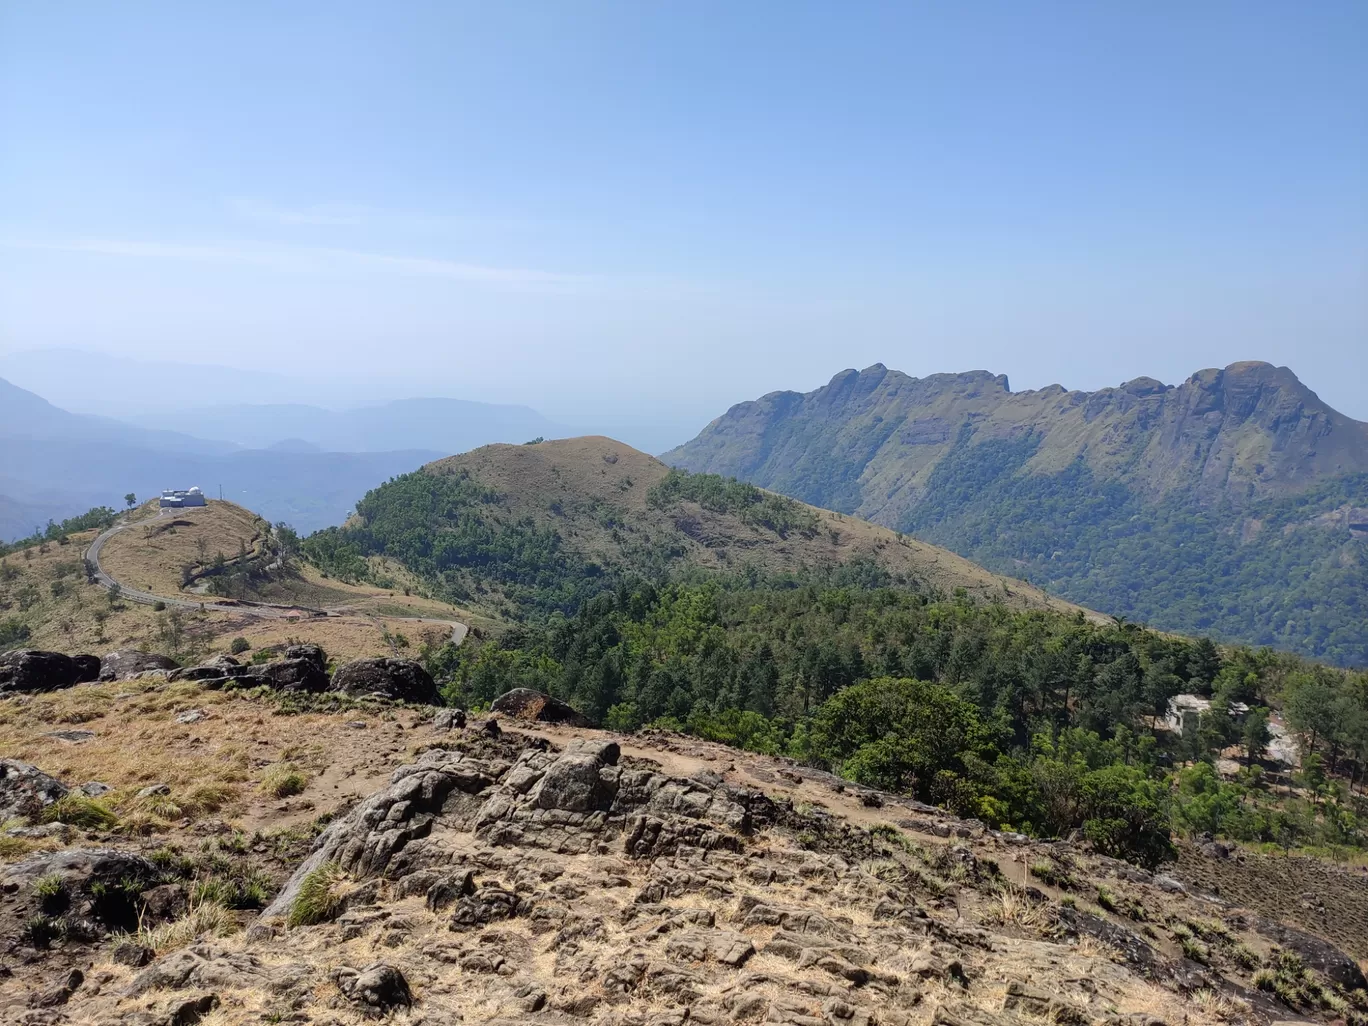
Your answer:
43;729;96;743
432;708;466;731
332;962;412;1015
0;759;69;822
137;783;172;798
175;710;206;724
163;993;220;1026
112;941;155;967
345;720;368;730
31;968;83;1007
80;782;113;798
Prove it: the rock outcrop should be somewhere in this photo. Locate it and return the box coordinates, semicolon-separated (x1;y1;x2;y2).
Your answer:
99;650;179;681
491;687;591;726
0;759;69;821
0;650;82;694
330;657;438;704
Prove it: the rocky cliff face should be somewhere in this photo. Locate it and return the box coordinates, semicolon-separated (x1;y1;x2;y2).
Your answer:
665;361;1368;519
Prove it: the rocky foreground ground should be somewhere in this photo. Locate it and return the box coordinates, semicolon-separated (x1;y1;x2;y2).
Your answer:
1;676;1366;1025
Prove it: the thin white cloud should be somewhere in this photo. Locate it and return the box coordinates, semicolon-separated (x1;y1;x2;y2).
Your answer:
1;237;588;290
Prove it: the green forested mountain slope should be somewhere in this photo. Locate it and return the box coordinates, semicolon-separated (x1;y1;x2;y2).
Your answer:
301;435;1093;620
664;362;1368;666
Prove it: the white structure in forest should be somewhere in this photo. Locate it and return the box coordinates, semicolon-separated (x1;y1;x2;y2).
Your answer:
159;487;206;508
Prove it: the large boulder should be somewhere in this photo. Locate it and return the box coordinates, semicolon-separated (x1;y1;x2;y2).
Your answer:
258;656;329;693
0;759;69;821
533;739;620;813
71;654;101;683
99;650;179;682
491;687;591;726
169;654;243;682
330;658;438;704
0;650;81;694
284;643;327;670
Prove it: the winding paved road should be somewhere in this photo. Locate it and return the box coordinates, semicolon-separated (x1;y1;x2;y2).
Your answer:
85;514;468;646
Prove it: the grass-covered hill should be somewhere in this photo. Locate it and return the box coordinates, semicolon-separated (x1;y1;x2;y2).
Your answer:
0;501;467;666
665;362;1368;666
301;435;1094;621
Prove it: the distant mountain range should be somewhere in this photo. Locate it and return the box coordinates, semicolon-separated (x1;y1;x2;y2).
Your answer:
120;397;563;454
666;361;1368;666
0;375;559;538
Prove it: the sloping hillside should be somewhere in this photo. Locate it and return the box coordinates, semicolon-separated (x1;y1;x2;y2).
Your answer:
0;501;470;665
304;435;1092;619
665;363;1368;665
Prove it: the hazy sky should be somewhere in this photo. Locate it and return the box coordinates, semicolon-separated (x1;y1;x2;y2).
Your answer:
2;1;1365;435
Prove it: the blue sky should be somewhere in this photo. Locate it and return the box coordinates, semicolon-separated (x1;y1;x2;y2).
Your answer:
1;1;1364;443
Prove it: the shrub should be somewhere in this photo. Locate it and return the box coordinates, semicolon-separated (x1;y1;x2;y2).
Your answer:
288;862;347;926
152;600;166;612
230;636;250;655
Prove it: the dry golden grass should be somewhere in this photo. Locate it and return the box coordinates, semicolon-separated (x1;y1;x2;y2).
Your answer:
98;500;268;598
0;678;421;856
0;511;467;663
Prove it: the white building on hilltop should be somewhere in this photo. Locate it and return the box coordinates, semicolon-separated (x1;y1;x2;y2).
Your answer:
159;486;207;508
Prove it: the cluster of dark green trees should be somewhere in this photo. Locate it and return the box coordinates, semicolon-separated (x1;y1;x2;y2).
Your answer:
420;573;1368;866
647;469;819;538
0;506;118;558
302;468;607;613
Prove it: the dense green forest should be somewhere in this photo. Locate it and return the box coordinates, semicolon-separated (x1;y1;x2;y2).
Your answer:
897;431;1368;667
302;467;611;614
423;573;1368;867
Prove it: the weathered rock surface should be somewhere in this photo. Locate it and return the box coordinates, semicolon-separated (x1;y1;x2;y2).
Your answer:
99;650;179;681
168;654;242;682
491;686;591;725
331;961;412;1016
0;759;69;821
0;649;81;694
71;653;101;683
255;655;329;692
283;642;326;670
2;722;1357;1026
1;849;162;943
330;657;439;703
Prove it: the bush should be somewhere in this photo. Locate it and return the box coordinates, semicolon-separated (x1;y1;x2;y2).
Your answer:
229;636;250;655
152;600;166;612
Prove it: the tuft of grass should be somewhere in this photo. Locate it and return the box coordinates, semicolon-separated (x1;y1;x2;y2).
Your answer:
1231;941;1260;970
986;883;1049;930
287;861;348;927
42;793;118;830
121;899;237;953
259;763;309;799
24;914;62;948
